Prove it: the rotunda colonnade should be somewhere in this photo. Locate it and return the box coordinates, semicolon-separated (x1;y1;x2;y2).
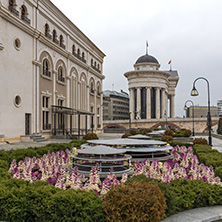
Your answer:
124;52;179;121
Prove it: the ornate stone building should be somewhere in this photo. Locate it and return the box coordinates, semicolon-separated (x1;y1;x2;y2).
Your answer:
0;0;105;141
124;52;179;121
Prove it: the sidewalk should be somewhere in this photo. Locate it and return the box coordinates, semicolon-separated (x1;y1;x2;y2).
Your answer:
0;133;123;151
162;206;222;222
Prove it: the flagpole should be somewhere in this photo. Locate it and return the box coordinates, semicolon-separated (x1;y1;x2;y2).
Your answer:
146;41;148;54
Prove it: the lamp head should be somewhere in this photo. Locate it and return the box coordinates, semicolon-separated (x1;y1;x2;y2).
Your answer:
184;104;187;110
191;86;199;96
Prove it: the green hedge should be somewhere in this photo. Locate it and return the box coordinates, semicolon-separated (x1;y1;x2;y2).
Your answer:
193;144;222;178
168;141;191;148
0;140;105;221
126;175;222;217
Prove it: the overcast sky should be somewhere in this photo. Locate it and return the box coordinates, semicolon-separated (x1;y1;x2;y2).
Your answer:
51;0;222;117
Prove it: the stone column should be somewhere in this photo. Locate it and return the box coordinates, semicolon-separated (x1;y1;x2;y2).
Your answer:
156;87;160;119
78;81;81;110
52;70;57;105
146;87;151;119
136;87;141;119
161;89;165;119
94;89;97;130
129;88;134;120
66;77;70;107
170;94;175;118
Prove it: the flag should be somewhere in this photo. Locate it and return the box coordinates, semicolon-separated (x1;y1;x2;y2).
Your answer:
168;60;171;64
146;41;148;47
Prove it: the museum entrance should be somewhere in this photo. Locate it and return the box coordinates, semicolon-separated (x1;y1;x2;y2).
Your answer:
51;105;94;139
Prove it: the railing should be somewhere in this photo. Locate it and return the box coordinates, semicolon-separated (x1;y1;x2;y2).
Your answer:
91;65;101;73
60;43;66;49
21;14;31;24
53;38;59;45
43;124;51;130
8;5;19;16
43;69;51;78
58;75;65;83
45;32;52;40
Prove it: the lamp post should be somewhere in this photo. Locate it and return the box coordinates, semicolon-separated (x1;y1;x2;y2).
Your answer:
191;77;212;146
129;112;131;129
164;110;167;129
184;100;195;136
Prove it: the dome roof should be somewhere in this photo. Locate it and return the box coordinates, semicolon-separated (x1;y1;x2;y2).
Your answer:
135;54;159;64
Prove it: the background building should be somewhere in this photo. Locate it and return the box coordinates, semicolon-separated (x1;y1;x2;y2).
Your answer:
217;100;222;117
103;90;129;121
185;106;218;118
0;0;105;141
124;52;179;121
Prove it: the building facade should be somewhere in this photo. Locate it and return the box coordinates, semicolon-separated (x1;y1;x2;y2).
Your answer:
217;100;222;117
186;106;218;118
124;53;179;121
0;0;105;141
103;90;129;121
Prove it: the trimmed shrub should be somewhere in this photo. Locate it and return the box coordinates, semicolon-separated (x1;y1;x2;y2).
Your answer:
103;181;166;222
169;179;222;212
183;129;192;137
129;129;137;135
82;133;98;140
168;141;191;148
193;137;208;145
217;117;222;134
164;129;174;137
136;128;152;135
162;135;173;142
121;133;132;138
215;166;222;179
0;180;105;222
126;175;179;217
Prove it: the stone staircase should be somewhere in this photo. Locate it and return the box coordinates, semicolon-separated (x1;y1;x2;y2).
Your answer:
30;135;47;142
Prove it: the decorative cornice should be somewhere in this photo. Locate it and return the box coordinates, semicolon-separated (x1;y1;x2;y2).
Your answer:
32;60;41;66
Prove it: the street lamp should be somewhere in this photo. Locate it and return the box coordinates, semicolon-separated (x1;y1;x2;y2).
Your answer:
184;100;195;136
191;77;212;146
164;110;167;129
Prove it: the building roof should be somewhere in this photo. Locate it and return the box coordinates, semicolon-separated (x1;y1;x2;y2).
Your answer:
165;70;179;77
103;90;129;99
135;54;159;64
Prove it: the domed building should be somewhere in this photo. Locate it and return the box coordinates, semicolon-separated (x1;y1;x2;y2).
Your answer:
124;52;179;120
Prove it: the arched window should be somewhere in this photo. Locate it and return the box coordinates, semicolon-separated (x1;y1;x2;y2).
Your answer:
9;0;15;7
58;66;65;83
59;35;65;49
53;30;58;44
45;24;51;39
82;52;86;63
8;0;19;16
42;59;51;78
94;61;96;67
97;64;100;70
72;44;75;55
91;59;93;67
90;82;94;94
97;84;100;96
77;49;80;57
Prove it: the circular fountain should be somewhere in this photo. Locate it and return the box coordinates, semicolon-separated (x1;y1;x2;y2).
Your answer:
71;145;134;178
82;138;173;162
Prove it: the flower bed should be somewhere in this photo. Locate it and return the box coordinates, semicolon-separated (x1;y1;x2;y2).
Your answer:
1;142;222;221
8;145;221;196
